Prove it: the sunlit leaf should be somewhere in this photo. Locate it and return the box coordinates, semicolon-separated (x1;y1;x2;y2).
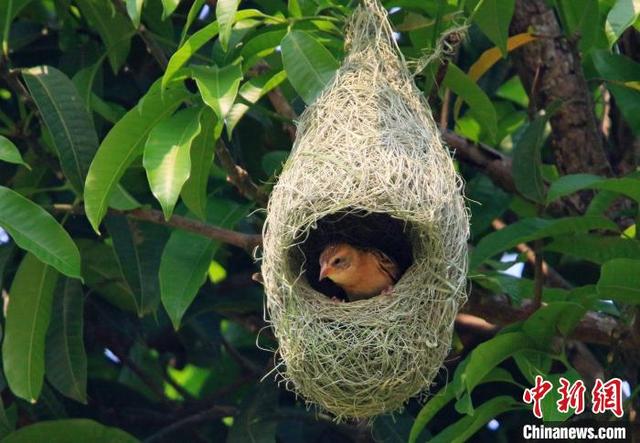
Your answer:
84;81;189;233
192;64;243;124
125;0;144;28
181;108;221;219
605;0;640;47
143;107;203;220
216;0;241;52
161;0;179;19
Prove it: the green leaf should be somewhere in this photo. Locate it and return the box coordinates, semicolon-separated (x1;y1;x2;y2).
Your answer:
161;0;179;19
280;30;339;105
513;350;552;384
75;0;134;72
546;173;640;204
226;70;287;136
192;64;243;124
538;370;581;422
84;81;189;233
467;0;516;56
262;150;289;176
470;216;618;269
0;0;34;56
162;9;265;89
161;199;249;329
164;21;220;90
592;50;640;134
22;66;99;194
605;0;640;47
104;216;167;317
522;302;586;347
2;254;59;402
597;258;640;303
546;234;640;264
0;187;81;279
143;107;203;220
45;278;87;404
453;332;535;398
125;0;144;28
430;396;522;443
556;0;600;51
240;29;287;70
109;184;141;211
77;240;137;313
181;108;221;219
216;0;241;51
512;116;548;204
409;367;516;443
0;418;138;443
179;0;206;45
227;382;278;443
443;63;498;143
0;136;29;169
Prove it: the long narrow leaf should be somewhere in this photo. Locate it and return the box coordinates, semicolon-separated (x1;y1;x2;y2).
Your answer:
84;82;189;233
0;186;81;279
3;254;59;402
23;66;99;194
45;278;87;404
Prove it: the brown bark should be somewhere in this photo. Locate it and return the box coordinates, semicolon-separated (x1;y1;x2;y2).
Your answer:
510;0;612;178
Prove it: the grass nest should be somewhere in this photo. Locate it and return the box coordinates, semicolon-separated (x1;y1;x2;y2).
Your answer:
260;0;469;420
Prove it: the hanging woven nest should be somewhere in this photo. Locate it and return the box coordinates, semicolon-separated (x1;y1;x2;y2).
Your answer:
261;0;469;420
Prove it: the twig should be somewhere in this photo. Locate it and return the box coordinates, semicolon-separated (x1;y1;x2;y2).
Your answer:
490;219;571;289
143;404;237;443
111;0;168;69
52;204;263;252
215;139;269;206
532;238;544;310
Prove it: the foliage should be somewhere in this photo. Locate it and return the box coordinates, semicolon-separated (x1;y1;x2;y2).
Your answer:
0;0;638;441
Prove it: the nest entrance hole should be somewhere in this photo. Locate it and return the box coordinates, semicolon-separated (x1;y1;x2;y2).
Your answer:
291;209;414;301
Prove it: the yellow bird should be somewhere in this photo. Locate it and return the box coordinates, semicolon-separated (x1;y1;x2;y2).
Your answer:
318;243;400;301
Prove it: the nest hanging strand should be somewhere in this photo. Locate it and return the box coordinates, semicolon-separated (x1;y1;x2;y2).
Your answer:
260;0;469;420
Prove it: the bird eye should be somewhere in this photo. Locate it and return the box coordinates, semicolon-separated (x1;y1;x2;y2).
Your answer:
333;258;342;265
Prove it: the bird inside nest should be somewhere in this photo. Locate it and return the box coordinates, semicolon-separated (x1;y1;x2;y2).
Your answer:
318;243;400;302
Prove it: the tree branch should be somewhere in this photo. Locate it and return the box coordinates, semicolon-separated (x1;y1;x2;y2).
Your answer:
510;0;612;180
215;139;269;207
461;294;640;350
52;204;262;252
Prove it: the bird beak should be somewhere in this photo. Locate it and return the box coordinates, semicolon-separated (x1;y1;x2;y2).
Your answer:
319;265;329;281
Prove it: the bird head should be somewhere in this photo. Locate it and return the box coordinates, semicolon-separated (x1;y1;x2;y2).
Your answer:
318;243;356;284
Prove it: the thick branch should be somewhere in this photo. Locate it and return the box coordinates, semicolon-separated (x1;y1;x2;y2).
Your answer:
460;295;640;350
510;0;612;179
